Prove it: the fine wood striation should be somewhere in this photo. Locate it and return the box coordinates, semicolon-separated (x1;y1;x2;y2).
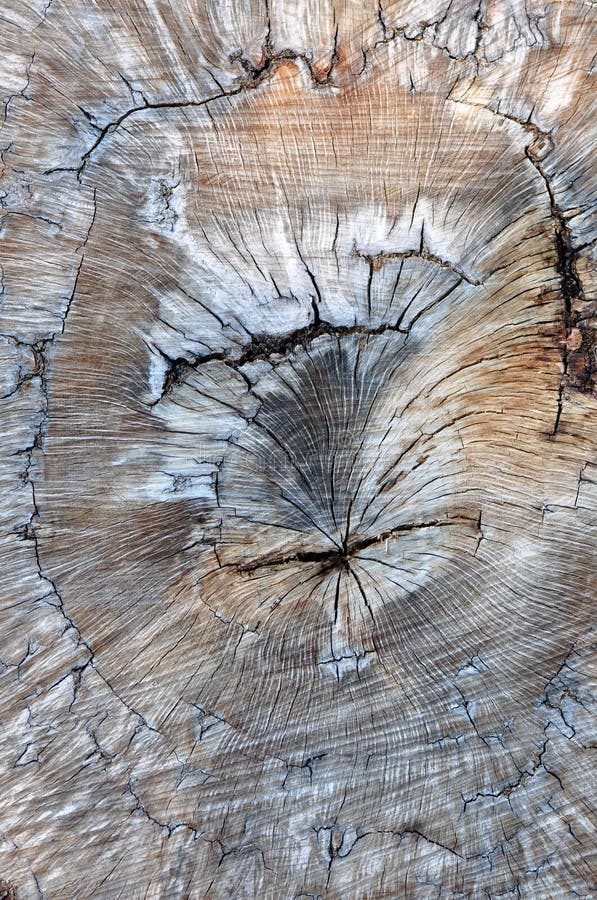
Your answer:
0;1;595;898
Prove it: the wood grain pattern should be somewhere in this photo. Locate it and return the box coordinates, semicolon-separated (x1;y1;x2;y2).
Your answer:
0;1;595;897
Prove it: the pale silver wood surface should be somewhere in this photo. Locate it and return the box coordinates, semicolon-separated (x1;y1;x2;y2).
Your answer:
0;2;595;897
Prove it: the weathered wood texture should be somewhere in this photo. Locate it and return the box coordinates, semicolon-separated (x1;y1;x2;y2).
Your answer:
0;1;595;897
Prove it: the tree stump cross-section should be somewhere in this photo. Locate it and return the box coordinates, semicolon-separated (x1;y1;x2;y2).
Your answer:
0;1;595;897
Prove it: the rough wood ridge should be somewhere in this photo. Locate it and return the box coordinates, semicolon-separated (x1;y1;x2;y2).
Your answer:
0;1;595;898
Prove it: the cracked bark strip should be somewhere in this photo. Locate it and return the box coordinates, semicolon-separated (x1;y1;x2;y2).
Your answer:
1;2;595;898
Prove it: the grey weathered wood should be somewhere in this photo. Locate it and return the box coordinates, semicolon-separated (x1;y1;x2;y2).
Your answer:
0;1;595;897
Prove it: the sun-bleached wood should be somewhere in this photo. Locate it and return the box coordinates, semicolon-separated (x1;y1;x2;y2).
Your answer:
0;1;595;898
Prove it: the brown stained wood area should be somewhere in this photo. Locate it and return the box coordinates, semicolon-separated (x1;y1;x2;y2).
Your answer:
0;2;595;898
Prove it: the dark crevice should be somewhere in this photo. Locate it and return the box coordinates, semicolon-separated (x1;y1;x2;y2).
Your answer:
461;725;565;817
373;8;487;68
2;52;35;126
151;314;407;404
347;563;375;622
233;516;476;574
447;96;595;430
450;98;555;156
524;145;592;433
352;245;482;286
363;825;464;859
237;545;348;575
127;779;202;840
38;8;499;187
42;47;342;181
13;332;159;738
42;90;241;180
377;1;388;40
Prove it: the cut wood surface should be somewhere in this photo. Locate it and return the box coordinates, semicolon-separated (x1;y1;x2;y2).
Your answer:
0;1;595;898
